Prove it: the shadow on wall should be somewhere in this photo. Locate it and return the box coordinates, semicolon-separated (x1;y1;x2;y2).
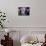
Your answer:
13;40;21;46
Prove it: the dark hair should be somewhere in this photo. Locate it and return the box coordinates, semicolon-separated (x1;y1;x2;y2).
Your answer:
26;7;29;9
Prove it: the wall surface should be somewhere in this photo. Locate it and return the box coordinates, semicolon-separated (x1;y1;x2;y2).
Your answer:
0;0;46;46
0;0;46;27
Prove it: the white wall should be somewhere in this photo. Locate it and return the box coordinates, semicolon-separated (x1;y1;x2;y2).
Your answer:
0;1;46;46
0;0;46;27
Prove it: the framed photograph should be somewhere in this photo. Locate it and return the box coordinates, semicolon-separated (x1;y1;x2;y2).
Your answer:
18;7;30;16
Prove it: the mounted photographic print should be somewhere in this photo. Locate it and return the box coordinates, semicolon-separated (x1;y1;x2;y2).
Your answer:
18;7;30;16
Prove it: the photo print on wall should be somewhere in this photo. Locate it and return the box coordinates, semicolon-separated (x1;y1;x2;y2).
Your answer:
18;7;30;16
